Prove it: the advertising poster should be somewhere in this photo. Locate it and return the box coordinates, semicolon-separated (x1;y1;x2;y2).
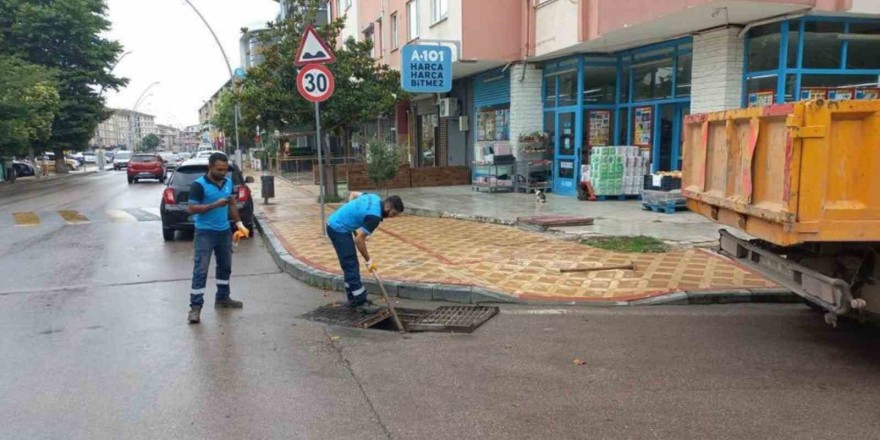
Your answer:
828;89;854;101
800;88;827;101
856;88;880;100
588;110;611;147
748;91;775;108
634;106;653;147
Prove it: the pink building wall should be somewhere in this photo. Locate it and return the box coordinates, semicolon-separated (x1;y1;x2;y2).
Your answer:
462;0;523;61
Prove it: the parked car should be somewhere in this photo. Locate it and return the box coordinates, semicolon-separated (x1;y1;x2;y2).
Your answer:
104;152;114;164
113;150;132;170
196;150;225;159
127;154;166;184
41;153;79;171
160;158;255;241
158;151;180;174
12;161;36;177
71;152;85;166
83;152;97;164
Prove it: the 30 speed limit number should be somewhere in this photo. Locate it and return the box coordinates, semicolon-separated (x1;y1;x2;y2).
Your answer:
297;64;335;103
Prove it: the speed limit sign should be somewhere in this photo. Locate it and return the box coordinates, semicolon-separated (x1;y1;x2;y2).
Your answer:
297;63;335;103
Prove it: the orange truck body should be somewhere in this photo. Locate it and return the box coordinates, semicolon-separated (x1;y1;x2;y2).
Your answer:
682;100;880;247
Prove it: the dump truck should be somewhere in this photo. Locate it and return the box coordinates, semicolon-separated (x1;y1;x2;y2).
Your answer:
682;99;880;325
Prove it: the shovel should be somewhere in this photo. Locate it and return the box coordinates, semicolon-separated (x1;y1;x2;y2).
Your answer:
371;270;406;333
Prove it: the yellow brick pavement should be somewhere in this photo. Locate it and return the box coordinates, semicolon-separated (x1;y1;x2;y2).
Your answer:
252;176;775;302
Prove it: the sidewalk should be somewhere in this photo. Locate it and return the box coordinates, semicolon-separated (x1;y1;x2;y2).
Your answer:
391;186;727;246
250;175;784;304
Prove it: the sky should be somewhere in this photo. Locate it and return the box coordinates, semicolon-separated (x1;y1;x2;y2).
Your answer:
102;0;280;128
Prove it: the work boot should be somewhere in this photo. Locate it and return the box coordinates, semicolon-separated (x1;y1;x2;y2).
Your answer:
215;297;244;309
356;304;383;314
188;306;202;324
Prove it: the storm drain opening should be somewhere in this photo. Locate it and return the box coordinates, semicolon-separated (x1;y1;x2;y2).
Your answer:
302;304;499;333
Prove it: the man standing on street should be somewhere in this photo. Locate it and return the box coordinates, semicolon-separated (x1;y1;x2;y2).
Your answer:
186;152;250;324
327;191;404;313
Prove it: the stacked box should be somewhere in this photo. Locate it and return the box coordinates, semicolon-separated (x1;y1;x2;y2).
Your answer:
589;146;647;196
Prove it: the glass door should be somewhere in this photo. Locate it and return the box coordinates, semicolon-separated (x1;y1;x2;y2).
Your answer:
553;111;578;195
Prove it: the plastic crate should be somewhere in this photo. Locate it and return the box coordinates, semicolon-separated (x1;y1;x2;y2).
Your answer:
643;174;682;191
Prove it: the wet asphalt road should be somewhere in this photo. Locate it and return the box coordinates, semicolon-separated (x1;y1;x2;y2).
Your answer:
2;172;880;440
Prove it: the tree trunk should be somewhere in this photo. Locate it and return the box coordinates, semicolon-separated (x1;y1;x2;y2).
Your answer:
53;147;69;174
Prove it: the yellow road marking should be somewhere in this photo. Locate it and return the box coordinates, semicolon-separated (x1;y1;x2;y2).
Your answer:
13;212;40;227
58;210;89;224
106;209;136;223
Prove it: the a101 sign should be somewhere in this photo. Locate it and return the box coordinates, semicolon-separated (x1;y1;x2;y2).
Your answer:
401;45;452;93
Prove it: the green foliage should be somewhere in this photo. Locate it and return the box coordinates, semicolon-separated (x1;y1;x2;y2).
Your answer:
237;0;403;143
581;236;670;253
0;0;127;153
0;55;60;156
141;134;160;151
364;138;402;191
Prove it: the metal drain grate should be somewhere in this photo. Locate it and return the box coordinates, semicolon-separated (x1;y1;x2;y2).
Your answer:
302;303;394;329
406;306;499;333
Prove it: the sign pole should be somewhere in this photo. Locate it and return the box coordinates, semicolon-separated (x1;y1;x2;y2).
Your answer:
315;102;326;237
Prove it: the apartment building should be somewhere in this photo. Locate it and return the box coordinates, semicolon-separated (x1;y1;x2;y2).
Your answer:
337;0;880;196
91;109;157;150
156;125;181;151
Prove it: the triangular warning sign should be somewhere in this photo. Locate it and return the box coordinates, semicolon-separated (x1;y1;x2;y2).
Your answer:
294;24;336;66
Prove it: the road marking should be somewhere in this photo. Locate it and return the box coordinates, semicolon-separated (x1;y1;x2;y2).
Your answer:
13;212;40;227
123;208;160;222
106;209;137;223
58;210;89;224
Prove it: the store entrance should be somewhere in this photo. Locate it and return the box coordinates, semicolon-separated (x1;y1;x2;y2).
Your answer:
655;103;690;171
553;111;578;195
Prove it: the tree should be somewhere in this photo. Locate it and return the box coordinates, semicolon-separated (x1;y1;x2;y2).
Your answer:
141;134;160;151
364;137;402;193
0;0;127;172
0;55;60;158
211;89;254;151
238;0;403;153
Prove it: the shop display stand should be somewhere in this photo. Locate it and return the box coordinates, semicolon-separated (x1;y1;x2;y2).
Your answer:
472;162;517;193
517;139;552;193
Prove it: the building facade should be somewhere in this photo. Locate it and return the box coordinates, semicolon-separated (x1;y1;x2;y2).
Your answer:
91;109;157;150
156;125;181;151
332;0;880;195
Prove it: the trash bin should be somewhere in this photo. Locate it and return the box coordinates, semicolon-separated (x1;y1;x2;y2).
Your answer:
260;174;275;204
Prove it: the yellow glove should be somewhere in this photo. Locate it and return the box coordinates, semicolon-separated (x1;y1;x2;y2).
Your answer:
235;221;250;238
365;260;377;273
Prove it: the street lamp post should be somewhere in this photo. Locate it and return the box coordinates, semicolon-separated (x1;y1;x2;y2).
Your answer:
128;82;159;151
181;0;242;167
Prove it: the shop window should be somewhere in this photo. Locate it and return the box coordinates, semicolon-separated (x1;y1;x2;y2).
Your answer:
475;104;510;142
582;65;616;103
802;22;844;69
676;53;692;97
544;112;555;152
800;74;880;100
846;23;880;69
558;113;575;156
745;75;778;107
632;46;673;61
544;76;557;107
748;23;781;72
620;67;630;103
785;75;797;102
558;71;578;107
633;58;673;101
786;23;799;68
617;108;629;145
583;109;613;151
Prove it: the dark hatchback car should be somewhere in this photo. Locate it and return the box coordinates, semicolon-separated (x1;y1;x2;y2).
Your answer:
160;158;255;241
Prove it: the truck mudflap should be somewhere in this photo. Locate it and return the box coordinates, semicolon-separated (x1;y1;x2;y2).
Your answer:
717;229;869;327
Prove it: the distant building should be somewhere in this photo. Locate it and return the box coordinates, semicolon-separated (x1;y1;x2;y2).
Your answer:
197;81;230;151
181;125;202;151
91;109;156;150
240;22;272;70
156;125;181;151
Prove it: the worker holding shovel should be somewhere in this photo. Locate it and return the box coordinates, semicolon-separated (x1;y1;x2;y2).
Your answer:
327;191;405;313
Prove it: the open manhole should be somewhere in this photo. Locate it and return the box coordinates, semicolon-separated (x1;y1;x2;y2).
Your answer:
302;304;499;333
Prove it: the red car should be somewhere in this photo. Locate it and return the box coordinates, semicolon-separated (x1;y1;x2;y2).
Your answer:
127;154;166;184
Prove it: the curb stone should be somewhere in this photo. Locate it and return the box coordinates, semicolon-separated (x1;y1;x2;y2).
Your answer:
1;170;99;188
255;208;798;307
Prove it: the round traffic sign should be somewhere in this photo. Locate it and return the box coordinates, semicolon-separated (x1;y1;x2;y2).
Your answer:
297;64;335;103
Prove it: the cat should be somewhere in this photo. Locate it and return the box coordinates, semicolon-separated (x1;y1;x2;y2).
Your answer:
536;189;547;203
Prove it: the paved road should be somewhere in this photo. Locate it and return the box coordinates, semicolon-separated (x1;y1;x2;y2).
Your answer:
1;172;880;439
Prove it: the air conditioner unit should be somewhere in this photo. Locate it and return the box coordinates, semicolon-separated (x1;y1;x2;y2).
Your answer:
458;116;469;132
438;98;459;118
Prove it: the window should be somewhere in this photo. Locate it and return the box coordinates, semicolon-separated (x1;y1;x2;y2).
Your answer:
431;0;447;24
337;0;344;16
582;65;616;103
846;23;880;69
364;27;375;58
557;71;577;106
544;76;557;107
802;22;844;69
676;53;692;97
633;58;674;101
748;23;781;72
391;13;399;49
376;19;383;56
407;1;419;40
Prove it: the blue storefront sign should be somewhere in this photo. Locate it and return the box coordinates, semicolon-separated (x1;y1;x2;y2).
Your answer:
401;45;452;93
